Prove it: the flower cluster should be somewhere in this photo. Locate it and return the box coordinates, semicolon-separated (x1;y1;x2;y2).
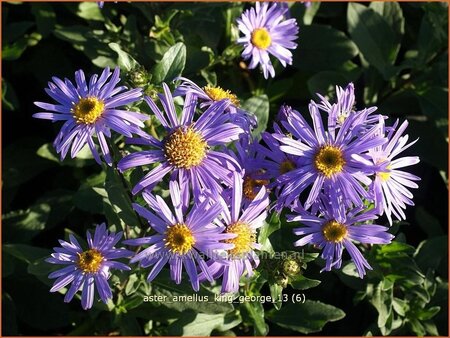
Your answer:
37;3;420;310
268;83;420;277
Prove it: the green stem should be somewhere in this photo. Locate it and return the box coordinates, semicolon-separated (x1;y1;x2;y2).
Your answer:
106;138;147;238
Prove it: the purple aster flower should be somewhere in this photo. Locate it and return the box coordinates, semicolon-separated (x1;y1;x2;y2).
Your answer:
275;104;294;125
232;135;269;203
97;1;104;8
237;2;299;79
257;129;299;200
201;172;269;293
369;118;420;225
273;102;387;210
315;82;382;135
117;83;244;196
124;181;235;291
33;67;146;165
174;77;257;133
46;223;132;310
289;195;394;278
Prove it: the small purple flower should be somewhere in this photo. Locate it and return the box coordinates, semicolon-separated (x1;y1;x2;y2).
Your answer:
46;223;132;310
257;129;299;200
315;82;381;135
369;118;420;225
33;67;146;165
275;104;294;125
202;172;269;293
231;135;269;203
124;181;235;291
174;77;257;133
289;195;394;278
237;2;299;79
117;83;244;196
273;101;387;210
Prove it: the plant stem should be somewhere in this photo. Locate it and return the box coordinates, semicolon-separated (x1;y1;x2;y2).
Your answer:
106;138;147;238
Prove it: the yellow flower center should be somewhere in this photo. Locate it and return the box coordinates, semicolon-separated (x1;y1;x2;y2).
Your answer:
251;28;272;50
314;145;346;178
243;175;269;200
224;222;255;258
280;159;296;174
203;85;240;107
72;97;105;124
378;164;392;182
322;220;348;243
337;114;348;125
77;249;104;273
164;223;196;255
164;127;208;169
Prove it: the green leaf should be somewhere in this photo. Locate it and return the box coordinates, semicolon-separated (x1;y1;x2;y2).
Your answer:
152;271;234;315
376;241;416;256
200;69;217;86
242;94;269;137
369;2;404;44
414;236;448;273
338;262;366;291
303;2;321;25
258;212;280;253
293;24;358;72
105;166;141;228
417;3;448;65
168;311;241;336
409;318;426;336
290;275;321;290
31;3;56;37
37;142;94;167
77;2;104;21
109;42;139;71
369;281;393;328
301;252;320;263
307;71;355;97
347;3;398;79
267;301;345;333
152;42;186;84
73;186;108;214
27;257;60;286
269;283;283;310
3;244;50;264
125;273;140;296
2;32;42;61
241;301;268;335
3;204;50;243
54;25;89;42
422;320;440;336
417;306;440;321
392;297;409;317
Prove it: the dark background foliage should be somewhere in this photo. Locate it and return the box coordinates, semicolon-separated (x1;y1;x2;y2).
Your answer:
2;1;448;336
